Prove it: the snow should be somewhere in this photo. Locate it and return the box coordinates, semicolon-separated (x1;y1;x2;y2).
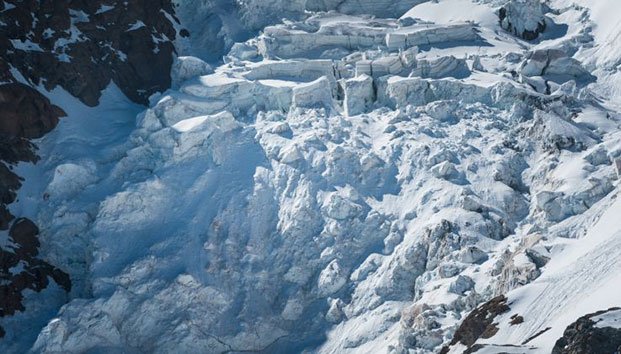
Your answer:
126;20;146;31
95;4;114;15
5;0;621;353
10;39;44;52
470;192;621;351
593;309;621;329
402;0;498;28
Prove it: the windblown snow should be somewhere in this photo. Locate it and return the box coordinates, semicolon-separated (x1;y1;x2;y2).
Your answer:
3;0;621;353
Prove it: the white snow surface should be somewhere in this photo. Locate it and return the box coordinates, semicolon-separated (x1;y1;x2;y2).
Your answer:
3;1;621;353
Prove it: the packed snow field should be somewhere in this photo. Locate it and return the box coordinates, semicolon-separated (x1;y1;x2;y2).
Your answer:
4;0;621;353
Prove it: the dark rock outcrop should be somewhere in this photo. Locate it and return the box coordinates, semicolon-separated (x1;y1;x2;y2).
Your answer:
552;308;621;354
0;83;65;138
0;0;180;106
1;219;72;310
440;295;511;353
0;0;184;339
0;83;68;338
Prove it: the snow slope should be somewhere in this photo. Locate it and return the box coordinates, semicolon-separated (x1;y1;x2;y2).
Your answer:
3;0;621;353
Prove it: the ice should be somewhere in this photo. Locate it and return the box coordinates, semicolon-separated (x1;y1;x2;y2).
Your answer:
9;1;621;353
498;0;547;40
170;56;213;88
291;76;334;109
342;74;374;116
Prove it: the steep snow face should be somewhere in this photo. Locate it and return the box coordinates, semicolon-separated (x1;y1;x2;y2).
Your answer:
7;0;621;353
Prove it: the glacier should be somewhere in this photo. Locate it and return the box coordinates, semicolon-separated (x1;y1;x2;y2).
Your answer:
2;0;621;353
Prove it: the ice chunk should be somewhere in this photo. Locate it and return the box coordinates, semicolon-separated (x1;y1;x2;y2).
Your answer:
498;0;547;40
171;111;239;133
520;49;594;84
459;246;488;264
448;275;475;295
318;260;347;296
171;56;213;87
46;162;98;199
292;76;333;109
343;74;375;116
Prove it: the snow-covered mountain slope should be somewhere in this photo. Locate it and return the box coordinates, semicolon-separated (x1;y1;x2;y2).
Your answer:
443;190;621;353
2;0;621;353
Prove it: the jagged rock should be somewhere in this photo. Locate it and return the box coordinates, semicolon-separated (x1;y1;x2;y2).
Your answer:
0;83;65;139
0;0;179;106
552;308;621;354
0;218;71;337
440;295;510;353
498;0;547;40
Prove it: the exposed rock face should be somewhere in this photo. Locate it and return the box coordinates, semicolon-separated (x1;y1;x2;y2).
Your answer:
0;82;64;230
0;84;65;139
0;219;72;319
0;0;179;106
552;308;621;354
498;0;547;40
0;0;183;339
440;295;510;353
0;84;69;338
